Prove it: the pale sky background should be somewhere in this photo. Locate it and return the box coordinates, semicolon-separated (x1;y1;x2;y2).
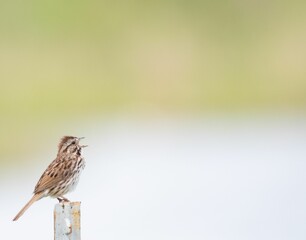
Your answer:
1;113;305;240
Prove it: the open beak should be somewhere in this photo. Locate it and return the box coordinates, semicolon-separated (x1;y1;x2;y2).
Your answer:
78;137;87;147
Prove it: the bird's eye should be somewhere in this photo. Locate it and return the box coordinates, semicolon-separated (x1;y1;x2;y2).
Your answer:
71;141;76;144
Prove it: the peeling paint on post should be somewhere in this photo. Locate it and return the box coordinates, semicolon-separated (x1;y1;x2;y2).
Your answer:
54;202;81;240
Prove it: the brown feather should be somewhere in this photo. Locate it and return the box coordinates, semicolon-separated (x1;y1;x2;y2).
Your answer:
13;192;44;221
34;173;64;194
58;136;74;150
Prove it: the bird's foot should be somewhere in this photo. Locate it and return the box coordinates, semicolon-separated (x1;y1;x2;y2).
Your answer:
57;197;70;203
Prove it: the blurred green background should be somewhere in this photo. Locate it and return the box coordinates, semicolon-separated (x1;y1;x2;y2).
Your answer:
0;0;305;161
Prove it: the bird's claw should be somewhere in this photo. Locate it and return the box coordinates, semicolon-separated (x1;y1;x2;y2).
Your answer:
57;197;70;203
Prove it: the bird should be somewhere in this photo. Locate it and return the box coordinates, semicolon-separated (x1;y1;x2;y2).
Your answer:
13;136;87;221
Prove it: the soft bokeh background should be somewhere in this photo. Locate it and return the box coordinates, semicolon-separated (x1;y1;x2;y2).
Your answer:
1;1;306;239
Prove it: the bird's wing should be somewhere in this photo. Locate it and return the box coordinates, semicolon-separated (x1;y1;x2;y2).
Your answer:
33;160;68;194
34;173;64;194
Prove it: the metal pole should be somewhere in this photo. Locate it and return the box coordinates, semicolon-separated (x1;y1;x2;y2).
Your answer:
54;202;81;240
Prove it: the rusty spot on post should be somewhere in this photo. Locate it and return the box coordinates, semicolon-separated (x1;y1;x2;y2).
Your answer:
54;202;81;240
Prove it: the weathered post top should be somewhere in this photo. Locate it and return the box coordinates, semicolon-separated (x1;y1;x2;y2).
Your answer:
54;202;81;240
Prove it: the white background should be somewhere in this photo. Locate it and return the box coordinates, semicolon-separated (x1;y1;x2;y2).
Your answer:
2;114;305;240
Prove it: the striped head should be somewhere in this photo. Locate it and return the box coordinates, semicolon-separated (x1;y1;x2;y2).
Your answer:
57;136;87;155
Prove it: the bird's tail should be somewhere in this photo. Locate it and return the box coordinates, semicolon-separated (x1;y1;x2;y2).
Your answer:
13;192;43;221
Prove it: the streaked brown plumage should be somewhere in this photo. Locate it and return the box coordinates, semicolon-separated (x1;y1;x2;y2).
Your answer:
13;136;87;221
